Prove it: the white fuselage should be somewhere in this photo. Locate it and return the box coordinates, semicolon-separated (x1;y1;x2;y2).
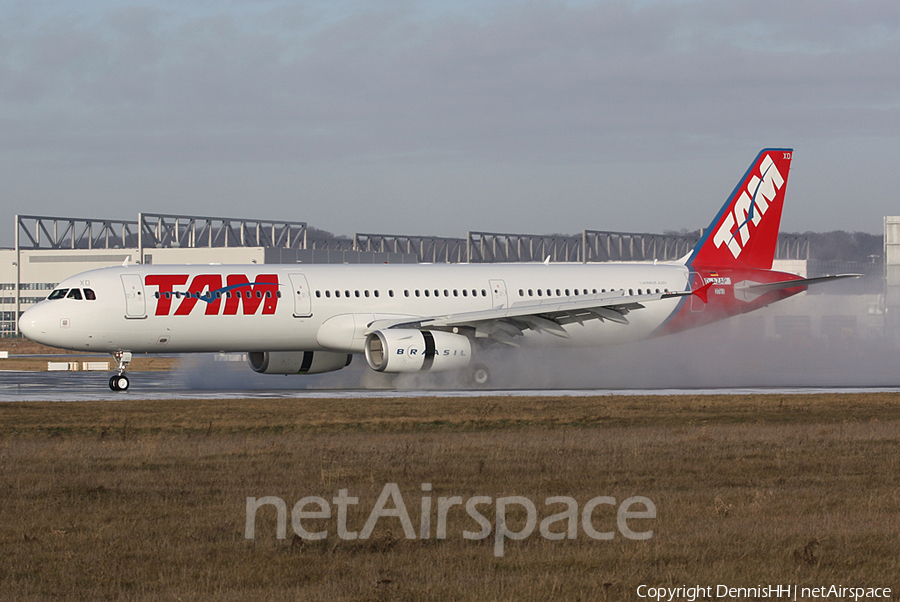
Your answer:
19;262;690;354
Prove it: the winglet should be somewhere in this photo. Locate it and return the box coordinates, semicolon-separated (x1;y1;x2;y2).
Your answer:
692;281;714;304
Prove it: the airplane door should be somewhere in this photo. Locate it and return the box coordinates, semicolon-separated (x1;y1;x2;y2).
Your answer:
120;274;147;319
489;279;508;308
289;273;312;317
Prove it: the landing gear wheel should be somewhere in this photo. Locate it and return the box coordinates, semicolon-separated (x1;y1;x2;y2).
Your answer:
109;374;130;391
471;364;491;387
109;351;133;392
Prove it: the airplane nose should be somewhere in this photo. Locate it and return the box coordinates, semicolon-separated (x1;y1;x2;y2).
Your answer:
18;303;55;345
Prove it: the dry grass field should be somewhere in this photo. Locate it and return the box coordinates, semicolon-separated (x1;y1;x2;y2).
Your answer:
1;393;899;601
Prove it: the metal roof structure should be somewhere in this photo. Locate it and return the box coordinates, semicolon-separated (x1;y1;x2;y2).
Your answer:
138;213;307;251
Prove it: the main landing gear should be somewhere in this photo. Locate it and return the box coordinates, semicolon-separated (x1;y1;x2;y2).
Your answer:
109;351;132;391
467;363;491;387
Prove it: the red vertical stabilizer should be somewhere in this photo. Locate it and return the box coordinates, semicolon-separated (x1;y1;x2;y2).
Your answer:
689;149;793;270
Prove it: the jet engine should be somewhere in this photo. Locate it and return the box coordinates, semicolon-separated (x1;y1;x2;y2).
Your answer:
248;351;352;375
364;329;472;373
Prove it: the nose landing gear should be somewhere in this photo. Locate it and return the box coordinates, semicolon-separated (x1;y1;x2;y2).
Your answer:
109;373;130;391
109;351;132;391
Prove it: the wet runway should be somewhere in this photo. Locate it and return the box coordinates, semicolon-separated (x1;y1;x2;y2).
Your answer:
2;367;899;402
5;323;900;401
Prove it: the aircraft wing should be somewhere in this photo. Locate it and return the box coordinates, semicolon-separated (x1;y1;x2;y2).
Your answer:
366;287;699;345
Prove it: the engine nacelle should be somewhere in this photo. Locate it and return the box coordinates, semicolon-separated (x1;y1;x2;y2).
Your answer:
365;329;472;373
247;351;352;375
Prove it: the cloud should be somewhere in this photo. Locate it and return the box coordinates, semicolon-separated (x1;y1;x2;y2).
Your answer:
3;0;898;167
0;0;898;240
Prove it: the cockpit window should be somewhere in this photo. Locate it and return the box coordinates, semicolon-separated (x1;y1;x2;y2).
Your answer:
67;289;83;300
84;288;96;300
48;289;69;300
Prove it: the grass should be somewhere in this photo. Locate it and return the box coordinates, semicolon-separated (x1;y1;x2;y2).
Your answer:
1;393;899;601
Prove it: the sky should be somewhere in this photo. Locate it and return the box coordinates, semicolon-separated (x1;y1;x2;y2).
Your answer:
2;0;899;247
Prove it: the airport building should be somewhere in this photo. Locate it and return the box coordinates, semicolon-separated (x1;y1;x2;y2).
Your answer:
0;212;891;346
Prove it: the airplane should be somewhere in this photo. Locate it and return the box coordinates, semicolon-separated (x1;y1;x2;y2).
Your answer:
19;149;858;391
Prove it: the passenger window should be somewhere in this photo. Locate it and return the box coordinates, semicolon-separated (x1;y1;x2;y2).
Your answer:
453;290;458;297
528;289;533;296
482;290;487;296
556;289;561;296
84;288;96;300
629;289;634;295
443;289;449;297
355;290;360;298
462;289;468;297
424;290;430;297
537;289;542;297
67;289;83;300
565;289;570;296
374;290;379;298
404;290;409;297
316;291;321;298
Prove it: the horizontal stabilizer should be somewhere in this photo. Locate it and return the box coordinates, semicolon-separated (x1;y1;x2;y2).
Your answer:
734;274;861;301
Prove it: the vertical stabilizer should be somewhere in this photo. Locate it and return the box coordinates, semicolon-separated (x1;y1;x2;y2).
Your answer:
689;149;793;270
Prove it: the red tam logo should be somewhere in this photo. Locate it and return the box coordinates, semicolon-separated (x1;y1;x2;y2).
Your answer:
146;274;280;316
712;153;786;259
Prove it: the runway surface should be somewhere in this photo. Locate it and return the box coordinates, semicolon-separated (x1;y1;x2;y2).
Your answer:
2;368;899;402
5;325;900;401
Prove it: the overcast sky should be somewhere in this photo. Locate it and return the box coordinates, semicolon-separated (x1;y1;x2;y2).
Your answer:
2;0;898;247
